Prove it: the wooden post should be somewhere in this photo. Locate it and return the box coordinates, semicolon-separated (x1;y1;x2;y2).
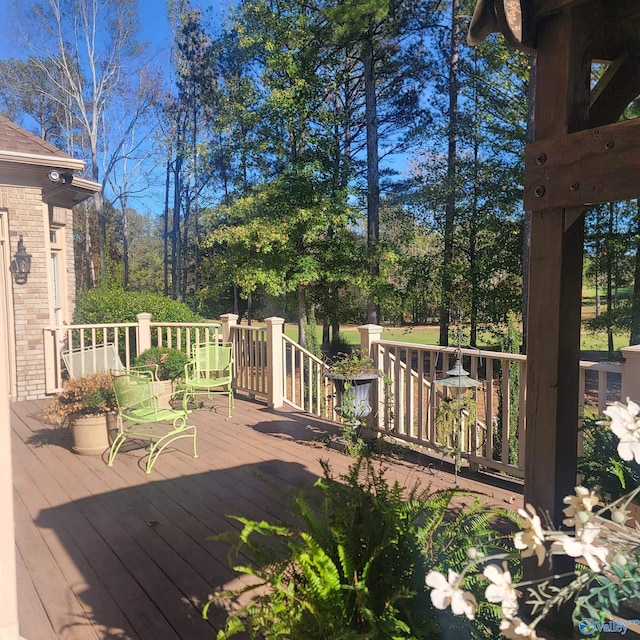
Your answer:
265;317;284;409
524;5;591;528
359;324;384;432
621;345;640;402
136;312;152;355
220;313;239;345
358;324;384;356
524;8;591;635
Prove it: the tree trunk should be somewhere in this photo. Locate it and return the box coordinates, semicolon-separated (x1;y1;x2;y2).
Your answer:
363;35;380;325
163;156;171;297
297;285;307;348
122;196;129;289
192;95;200;312
440;0;460;347
172;151;182;300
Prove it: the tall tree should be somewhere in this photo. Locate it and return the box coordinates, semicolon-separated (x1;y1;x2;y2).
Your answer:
16;0;151;281
324;0;435;324
409;2;528;339
0;56;72;149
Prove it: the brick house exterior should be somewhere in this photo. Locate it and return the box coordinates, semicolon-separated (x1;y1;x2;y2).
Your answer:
0;116;100;400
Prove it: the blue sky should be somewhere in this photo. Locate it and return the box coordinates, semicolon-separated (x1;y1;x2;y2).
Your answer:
0;1;226;217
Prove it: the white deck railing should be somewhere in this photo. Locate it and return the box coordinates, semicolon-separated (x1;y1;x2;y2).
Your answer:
219;315;625;479
229;325;268;400
282;335;332;416
44;313;221;393
45;312;628;479
373;341;622;477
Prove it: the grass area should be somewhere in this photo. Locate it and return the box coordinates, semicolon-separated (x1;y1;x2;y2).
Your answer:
262;313;630;354
580;330;628;351
284;323;504;349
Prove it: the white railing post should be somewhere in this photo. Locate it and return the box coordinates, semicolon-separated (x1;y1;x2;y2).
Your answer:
621;344;640;402
359;324;384;356
359;324;384;433
137;313;152;356
220;313;239;344
265;317;285;409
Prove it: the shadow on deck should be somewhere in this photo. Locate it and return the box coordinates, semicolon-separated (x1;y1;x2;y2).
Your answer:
12;395;522;640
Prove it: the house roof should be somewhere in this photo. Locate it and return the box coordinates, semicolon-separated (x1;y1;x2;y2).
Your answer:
0;114;84;171
0;115;100;205
0;114;72;158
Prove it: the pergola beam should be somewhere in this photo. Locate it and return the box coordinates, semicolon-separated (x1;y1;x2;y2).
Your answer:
530;0;588;18
524;117;640;210
589;51;640;127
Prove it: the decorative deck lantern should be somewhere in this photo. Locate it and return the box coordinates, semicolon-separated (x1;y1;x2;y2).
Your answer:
435;349;481;480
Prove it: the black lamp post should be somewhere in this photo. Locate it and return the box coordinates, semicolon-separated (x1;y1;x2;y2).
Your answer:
11;236;31;285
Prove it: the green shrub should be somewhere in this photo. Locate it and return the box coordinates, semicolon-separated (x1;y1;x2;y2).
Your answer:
206;457;515;639
74;286;204;324
327;332;353;359
133;347;190;381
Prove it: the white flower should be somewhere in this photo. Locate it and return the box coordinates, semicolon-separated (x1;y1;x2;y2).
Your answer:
603;399;640;464
550;525;609;572
483;563;519;619
610;505;631;525
514;504;546;566
562;486;599;529
499;617;539;639
602;398;640;429
426;569;477;619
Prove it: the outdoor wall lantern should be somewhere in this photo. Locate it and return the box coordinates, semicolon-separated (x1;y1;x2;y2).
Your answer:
11;235;32;285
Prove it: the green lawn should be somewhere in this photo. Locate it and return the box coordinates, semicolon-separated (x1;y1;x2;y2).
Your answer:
270;317;630;353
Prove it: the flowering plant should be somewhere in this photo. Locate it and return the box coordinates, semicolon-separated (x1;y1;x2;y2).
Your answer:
43;372;117;425
426;398;640;639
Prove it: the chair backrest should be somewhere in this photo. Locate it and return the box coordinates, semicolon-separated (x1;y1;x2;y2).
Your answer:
192;343;233;376
62;344;124;378
111;369;156;413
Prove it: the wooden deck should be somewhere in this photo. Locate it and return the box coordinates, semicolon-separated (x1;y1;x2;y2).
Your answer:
11;395;523;640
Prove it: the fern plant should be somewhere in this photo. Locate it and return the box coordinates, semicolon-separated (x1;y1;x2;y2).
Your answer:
205;457;517;639
578;410;640;500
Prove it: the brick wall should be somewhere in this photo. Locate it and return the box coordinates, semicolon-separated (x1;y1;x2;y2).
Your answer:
0;186;74;400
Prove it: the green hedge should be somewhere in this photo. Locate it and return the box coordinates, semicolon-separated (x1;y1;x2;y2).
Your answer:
74;287;205;324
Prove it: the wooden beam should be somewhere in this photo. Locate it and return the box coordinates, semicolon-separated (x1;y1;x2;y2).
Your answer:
530;0;588;19
589;51;640;127
524;117;640;210
525;0;591;534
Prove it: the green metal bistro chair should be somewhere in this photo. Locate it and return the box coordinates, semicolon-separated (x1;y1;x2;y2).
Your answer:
109;369;197;474
184;342;234;418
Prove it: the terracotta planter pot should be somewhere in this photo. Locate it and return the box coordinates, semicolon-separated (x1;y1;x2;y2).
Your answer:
153;380;175;409
69;413;110;455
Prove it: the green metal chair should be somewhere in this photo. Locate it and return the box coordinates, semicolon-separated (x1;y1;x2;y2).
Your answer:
184;342;234;418
109;369;197;474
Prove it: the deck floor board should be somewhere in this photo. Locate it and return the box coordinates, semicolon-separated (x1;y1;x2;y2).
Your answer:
12;395;522;639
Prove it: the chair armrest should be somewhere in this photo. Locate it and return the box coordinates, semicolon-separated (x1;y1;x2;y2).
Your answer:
129;364;160;381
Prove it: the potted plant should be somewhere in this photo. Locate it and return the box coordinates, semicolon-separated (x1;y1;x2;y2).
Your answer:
325;349;382;452
133;346;190;407
42;372;117;455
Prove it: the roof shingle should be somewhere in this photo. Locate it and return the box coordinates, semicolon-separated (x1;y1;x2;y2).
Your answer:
0;114;73;159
